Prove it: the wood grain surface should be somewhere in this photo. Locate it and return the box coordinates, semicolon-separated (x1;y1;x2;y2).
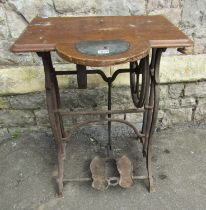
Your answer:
11;15;193;53
56;36;150;67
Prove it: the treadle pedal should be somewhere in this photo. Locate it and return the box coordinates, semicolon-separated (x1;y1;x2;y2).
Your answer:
116;155;134;188
90;156;109;191
90;155;134;190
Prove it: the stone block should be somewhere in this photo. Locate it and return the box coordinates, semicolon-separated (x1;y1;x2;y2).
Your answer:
194;104;206;122
157;108;193;129
111;55;206;85
78;88;107;108
124;0;146;15
8;126;52;137
168;84;184;99
0;97;10;109
9;93;45;110
197;98;206;106
0;128;10;143
5;9;27;39
60;88;108;109
194;27;206;39
166;107;193;125
0;5;9;39
34;109;50;126
193;38;206;54
184;82;206;98
0;110;35;127
148;8;181;25
61;87;135;111
182;0;206;28
7;0;57;22
192;28;206;54
147;0;171;12
112;87;134;109
160;85;169;99
179;97;196;107
147;0;182;11
0;65;45;95
157;110;170;129
159;54;206;83
171;0;181;8
159;98;180;109
194;97;206;123
60;90;80;109
0;40;34;65
53;0;96;14
95;0;145;16
1;54;206;95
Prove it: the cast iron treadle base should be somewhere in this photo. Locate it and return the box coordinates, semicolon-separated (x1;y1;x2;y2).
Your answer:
38;48;166;196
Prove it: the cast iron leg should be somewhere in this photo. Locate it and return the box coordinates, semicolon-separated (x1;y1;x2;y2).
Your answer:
57;143;66;196
142;48;165;192
145;79;155;192
38;52;65;196
107;81;112;152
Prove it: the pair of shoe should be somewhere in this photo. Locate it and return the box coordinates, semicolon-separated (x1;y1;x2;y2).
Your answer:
90;155;134;191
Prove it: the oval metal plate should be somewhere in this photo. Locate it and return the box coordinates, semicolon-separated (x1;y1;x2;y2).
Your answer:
75;40;130;56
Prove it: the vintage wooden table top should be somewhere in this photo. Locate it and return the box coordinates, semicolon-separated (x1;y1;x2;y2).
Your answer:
11;15;192;66
11;15;192;52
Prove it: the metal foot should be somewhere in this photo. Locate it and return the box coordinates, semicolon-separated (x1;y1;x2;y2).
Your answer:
146;141;155;193
57;144;65;196
57;179;64;196
148;176;155;192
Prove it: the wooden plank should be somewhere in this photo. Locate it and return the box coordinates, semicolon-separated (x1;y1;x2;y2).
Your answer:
11;15;193;53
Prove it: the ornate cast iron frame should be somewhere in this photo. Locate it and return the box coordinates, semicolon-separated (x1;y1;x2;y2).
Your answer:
38;48;166;196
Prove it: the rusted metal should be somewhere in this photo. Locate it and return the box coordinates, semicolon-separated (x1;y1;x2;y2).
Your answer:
62;176;148;182
54;108;146;116
55;68;130;83
142;48;166;192
38;52;66;196
130;55;149;108
37;47;165;195
107;81;112;150
62;118;145;142
62;155;148;191
76;64;87;89
41;51;159;194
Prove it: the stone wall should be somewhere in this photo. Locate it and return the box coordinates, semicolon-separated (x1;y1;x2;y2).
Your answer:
0;0;206;65
0;81;206;139
0;0;206;136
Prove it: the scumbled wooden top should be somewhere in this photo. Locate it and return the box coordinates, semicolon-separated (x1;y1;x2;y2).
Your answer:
11;15;193;53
